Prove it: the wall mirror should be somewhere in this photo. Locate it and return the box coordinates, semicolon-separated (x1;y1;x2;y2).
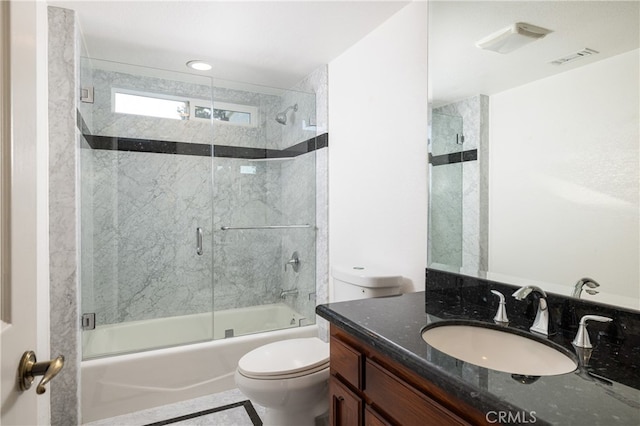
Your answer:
427;0;639;311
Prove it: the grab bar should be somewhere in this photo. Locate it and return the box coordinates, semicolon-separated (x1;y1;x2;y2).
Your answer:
196;227;203;255
220;224;311;231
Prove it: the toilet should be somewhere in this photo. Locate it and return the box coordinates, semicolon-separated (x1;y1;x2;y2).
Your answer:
332;265;403;301
234;267;402;425
234;337;329;426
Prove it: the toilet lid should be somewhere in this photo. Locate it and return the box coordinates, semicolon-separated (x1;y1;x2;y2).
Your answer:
238;337;329;379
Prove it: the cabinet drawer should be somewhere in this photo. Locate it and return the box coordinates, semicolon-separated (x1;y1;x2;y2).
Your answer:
330;376;362;426
365;359;470;426
330;336;362;389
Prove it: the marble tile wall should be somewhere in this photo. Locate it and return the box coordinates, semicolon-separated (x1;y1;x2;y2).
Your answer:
48;6;81;425
432;95;489;275
88;150;214;324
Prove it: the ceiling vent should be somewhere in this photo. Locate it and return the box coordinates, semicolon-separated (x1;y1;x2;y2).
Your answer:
550;48;599;65
476;22;552;54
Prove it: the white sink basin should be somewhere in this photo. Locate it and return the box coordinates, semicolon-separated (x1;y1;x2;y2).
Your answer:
421;322;577;376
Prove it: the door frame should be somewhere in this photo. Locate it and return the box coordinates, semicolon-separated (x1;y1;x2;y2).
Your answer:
1;0;51;424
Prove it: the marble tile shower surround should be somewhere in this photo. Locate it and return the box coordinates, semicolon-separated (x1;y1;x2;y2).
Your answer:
211;156;314;314
48;6;81;425
81;66;320;325
432;95;489;274
430;163;463;266
84;149;214;325
83;143;318;325
89;67;303;150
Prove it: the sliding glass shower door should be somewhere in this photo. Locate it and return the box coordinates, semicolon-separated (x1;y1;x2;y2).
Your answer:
211;81;318;338
80;59;215;358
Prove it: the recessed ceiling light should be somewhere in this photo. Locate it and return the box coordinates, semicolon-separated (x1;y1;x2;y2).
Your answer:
186;60;212;71
476;22;552;54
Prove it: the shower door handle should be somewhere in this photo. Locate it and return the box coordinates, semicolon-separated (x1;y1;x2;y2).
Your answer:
196;227;203;255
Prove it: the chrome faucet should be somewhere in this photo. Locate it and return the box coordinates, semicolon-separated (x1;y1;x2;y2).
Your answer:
490;290;509;325
280;288;299;299
512;286;549;336
572;315;612;349
572;278;600;298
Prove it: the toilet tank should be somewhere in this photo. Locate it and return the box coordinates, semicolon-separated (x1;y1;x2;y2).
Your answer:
332;266;402;302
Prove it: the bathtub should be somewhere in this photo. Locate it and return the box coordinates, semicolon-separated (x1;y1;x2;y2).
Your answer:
81;303;318;423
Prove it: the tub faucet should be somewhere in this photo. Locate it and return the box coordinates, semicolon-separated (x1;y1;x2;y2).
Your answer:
572;278;600;298
512;286;550;336
280;289;298;299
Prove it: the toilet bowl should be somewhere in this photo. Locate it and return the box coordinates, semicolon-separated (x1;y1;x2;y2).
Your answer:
234;337;329;426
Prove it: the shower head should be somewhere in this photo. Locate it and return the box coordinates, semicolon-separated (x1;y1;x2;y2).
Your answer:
275;103;298;125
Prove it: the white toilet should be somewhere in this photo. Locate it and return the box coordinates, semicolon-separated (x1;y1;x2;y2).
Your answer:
234;267;402;425
332;265;403;301
235;337;329;426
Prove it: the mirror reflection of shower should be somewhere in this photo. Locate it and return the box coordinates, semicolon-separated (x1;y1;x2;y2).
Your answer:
276;103;298;125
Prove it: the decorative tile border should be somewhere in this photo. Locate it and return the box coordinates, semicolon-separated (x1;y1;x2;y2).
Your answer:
429;148;477;166
143;400;262;426
82;132;328;159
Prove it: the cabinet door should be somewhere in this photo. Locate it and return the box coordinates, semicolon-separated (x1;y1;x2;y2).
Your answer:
364;406;392;426
330;376;362;426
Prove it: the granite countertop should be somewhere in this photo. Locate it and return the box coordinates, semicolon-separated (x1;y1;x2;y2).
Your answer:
316;291;640;426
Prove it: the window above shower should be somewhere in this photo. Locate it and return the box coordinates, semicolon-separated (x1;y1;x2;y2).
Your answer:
112;88;258;127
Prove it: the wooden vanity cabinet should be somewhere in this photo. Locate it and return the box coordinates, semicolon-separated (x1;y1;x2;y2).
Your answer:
329;325;489;426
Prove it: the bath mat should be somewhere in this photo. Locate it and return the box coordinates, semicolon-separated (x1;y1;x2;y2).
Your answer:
143;400;262;426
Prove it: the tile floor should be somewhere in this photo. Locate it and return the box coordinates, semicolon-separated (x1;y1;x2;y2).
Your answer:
85;388;330;426
84;389;265;426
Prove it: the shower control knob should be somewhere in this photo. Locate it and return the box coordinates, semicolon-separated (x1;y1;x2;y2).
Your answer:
285;251;300;272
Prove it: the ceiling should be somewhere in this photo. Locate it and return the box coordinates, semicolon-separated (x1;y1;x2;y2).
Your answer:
49;0;411;89
429;1;640;106
47;1;639;100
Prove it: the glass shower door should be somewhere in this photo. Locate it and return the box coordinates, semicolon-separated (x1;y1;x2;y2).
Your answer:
211;81;317;338
428;112;464;269
79;58;215;359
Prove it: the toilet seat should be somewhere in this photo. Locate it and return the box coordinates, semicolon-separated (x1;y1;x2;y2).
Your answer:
238;337;329;380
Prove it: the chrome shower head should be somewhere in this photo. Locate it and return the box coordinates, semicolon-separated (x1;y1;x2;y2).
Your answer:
275;103;298;125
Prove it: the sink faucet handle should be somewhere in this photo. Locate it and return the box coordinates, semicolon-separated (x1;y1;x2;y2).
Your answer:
490;290;509;325
572;315;613;349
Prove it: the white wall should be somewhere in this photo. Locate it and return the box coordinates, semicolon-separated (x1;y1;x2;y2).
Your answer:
488;49;639;309
328;2;428;296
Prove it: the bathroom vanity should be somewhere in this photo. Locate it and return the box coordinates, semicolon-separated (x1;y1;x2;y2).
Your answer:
329;324;482;425
316;270;640;426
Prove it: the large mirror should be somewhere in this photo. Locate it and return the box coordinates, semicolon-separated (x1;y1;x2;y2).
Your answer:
428;1;639;311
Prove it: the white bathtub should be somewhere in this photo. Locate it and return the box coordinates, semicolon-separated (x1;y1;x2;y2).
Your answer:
81;303;317;423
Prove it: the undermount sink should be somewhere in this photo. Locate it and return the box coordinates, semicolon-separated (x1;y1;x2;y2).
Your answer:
421;321;578;376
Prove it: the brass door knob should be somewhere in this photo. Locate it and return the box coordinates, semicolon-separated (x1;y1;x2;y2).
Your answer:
18;351;65;394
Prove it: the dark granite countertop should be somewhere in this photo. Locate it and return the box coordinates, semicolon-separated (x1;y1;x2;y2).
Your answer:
317;289;640;425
